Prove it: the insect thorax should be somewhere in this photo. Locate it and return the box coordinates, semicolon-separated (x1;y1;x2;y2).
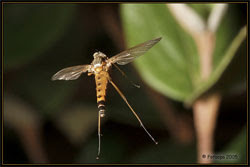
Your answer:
90;52;111;74
92;52;107;65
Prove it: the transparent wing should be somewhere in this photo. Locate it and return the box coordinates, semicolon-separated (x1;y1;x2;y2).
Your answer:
51;65;91;81
108;37;162;65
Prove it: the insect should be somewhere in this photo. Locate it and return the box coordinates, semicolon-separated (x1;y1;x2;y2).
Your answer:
51;37;162;159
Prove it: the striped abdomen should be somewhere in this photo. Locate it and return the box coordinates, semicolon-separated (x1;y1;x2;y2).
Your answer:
95;71;109;117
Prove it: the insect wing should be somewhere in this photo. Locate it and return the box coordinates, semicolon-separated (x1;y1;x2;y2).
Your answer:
51;65;91;81
108;37;161;65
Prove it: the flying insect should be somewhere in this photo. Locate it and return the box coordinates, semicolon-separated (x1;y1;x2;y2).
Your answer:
52;37;162;159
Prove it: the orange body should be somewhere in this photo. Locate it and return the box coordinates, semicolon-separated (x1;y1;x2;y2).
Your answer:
92;63;110;118
95;70;109;103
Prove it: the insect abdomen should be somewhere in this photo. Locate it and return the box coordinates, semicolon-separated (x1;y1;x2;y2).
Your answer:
97;100;105;117
95;71;109;117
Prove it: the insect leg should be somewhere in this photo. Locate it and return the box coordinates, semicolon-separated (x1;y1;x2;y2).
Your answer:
96;110;101;159
108;78;158;145
112;63;140;88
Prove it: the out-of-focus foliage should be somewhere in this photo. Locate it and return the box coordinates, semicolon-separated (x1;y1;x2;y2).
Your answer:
122;4;197;102
214;126;247;163
121;4;246;105
129;139;196;163
4;4;76;70
4;94;41;129
189;4;213;19
75;128;130;163
4;4;88;116
54;104;98;144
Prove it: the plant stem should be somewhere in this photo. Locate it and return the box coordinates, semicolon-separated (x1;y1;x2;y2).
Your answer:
193;93;221;163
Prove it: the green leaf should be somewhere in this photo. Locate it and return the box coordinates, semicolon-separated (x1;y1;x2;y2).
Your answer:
189;4;213;20
121;4;197;102
4;4;76;70
121;4;246;104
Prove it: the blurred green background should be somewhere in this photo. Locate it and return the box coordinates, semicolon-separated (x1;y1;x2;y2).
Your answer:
3;3;247;164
